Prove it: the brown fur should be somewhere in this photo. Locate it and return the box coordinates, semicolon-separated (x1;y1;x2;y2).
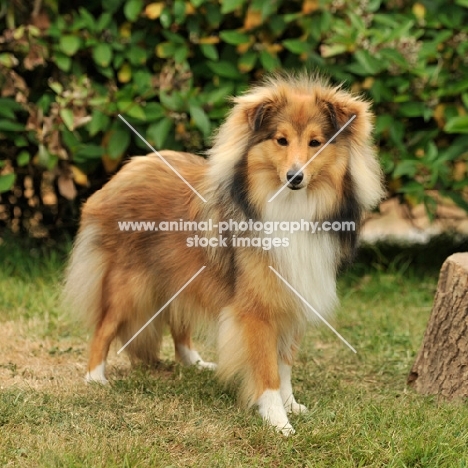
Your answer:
64;74;383;429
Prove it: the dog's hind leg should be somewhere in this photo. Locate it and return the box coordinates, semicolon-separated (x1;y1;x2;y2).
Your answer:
85;268;127;384
86;311;119;384
170;322;217;371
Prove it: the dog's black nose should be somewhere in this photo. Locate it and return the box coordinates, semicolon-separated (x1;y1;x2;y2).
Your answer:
286;170;304;186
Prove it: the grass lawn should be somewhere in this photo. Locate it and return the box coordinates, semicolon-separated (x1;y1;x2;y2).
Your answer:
0;238;467;467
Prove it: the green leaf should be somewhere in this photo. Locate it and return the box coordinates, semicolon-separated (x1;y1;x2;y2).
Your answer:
144;103;165;121
284;13;302;23
147;118;173;148
320;43;347;58
160;7;172;28
423;141;438;163
200;44;219;61
398;102;427;118
54;53;72;72
133;71;153;93
462;93;468;110
173;0;186;24
103;0;124;13
353;50;384;74
260;50;280;71
59;35;81;56
397;181;424;194
268;14;285;34
49;81;63;95
14;136;28;147
107;128;131;159
0;53;18;67
96;13;112;31
374;114;394;135
207;61;243;79
0;120;24;131
0;173;16;193
93;43;113;67
38;144;58;170
238;50;257;73
445;116;468;134
159;92;184;111
0;107;15;119
379;48;407;68
124;104;146;121
162;30;186;44
156;42;176;58
221;0;245;14
0;98;22;116
88;110;110;136
445;79;468;96
189;105;211;136
206;86;233;105
74;144;105;162
348;12;366;32
219;30;250;45
77;7;96;31
282;39;310;54
174;44;189;63
17;150;30;167
205;4;222;26
128;45;147;65
124;0;143;21
60;108;74;131
393;160;418;178
61;128;80;152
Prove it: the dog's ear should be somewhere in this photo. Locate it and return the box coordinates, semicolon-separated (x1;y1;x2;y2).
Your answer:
246;101;274;132
322;93;382;210
322;96;372;142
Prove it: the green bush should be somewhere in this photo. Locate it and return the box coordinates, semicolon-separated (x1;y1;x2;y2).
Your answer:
0;0;467;236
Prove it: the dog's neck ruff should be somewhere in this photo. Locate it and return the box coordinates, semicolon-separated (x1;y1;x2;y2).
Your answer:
262;189;339;321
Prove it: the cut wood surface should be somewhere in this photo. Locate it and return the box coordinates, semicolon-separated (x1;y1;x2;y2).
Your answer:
408;253;468;398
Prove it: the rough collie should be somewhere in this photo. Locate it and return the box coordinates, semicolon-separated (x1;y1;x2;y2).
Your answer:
64;73;383;435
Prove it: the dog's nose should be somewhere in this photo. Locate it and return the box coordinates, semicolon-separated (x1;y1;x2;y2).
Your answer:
286;169;304;186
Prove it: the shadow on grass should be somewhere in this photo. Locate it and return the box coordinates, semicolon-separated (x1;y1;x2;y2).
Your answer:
348;234;468;279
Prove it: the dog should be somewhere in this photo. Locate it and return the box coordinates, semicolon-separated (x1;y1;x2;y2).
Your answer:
64;73;383;435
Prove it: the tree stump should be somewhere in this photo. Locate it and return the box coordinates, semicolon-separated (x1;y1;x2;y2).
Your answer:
408;253;468;398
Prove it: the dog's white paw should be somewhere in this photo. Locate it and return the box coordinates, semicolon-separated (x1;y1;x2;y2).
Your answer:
85;362;108;384
177;345;217;370
196;360;217;371
278;423;296;437
286;400;308;415
85;374;108;384
257;389;295;437
283;394;308;414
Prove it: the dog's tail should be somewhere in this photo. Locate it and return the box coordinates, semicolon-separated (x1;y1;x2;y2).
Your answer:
62;223;106;329
63;222;165;364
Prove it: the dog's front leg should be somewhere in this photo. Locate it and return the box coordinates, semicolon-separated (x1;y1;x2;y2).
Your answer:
247;318;295;436
218;309;294;436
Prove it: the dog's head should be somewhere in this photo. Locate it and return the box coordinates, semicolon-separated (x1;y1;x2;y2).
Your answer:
209;73;383;213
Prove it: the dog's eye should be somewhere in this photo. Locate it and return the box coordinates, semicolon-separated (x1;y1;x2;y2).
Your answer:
309;139;321;147
276;137;288;146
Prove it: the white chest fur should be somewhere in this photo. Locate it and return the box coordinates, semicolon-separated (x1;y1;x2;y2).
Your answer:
263;190;339;321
